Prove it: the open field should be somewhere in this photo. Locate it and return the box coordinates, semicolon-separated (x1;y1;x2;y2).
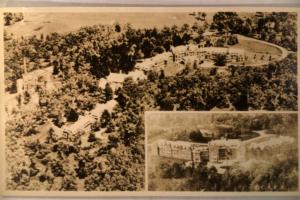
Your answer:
231;35;285;65
5;12;209;38
234;36;282;55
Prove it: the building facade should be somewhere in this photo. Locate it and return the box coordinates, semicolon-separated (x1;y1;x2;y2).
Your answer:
156;140;209;163
135;44;246;72
155;133;294;172
171;45;246;64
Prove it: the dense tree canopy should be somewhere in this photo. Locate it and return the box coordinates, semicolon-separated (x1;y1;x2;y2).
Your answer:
211;12;297;51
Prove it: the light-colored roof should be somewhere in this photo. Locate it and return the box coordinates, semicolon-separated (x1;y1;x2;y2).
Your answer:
98;78;107;89
248;135;294;150
199;129;214;134
64;114;95;132
216;124;233;129
209;139;241;147
157;139;207;149
136;52;172;70
203;31;217;36
127;70;146;80
243;131;274;144
99;71;146;89
106;73;127;83
63;100;117;132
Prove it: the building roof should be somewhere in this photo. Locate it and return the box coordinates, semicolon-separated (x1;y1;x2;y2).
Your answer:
136;52;172;70
99;71;146;89
127;70;146;81
216;124;233;129
203;31;217;36
248;135;294;150
64;114;95;133
209;139;241;147
106;73;127;83
157;139;207;149
63;100;117;133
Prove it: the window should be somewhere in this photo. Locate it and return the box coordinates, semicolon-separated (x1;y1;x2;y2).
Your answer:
219;148;238;161
218;148;227;160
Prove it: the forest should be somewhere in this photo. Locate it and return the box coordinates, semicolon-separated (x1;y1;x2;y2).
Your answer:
211;12;297;51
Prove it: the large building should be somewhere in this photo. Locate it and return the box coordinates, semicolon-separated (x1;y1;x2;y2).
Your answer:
156;140;208;163
155;132;294;173
170;45;246;63
135;44;246;73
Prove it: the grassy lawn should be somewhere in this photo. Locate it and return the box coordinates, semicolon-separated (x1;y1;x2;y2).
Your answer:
230;36;283;65
233;37;282;56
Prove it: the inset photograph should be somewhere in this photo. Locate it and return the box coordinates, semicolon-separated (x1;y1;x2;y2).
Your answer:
147;112;298;191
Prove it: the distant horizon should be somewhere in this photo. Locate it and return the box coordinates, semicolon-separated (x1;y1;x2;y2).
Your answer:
4;12;261;38
4;12;210;38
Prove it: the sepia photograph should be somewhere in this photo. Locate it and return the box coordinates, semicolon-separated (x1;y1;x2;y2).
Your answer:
147;112;298;192
2;7;299;194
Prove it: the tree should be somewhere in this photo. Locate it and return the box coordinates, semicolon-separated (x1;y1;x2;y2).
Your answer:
193;60;198;69
209;67;217;76
90;55;110;78
100;109;111;128
182;33;191;45
115;89;129;109
141;37;154;58
75;159;87;179
88;132;97;142
23;90;31;104
233;92;249;111
52;61;60;75
147;70;159;82
104;83;113;101
115;23;121;32
212;12;241;34
213;54;227;66
159;95;174;110
65;108;79;122
227;34;238;45
159;69;165;80
52;45;59;56
52;115;64;127
46;127;57;143
10;78;18;94
215;38;226;47
4;13;13;26
189;130;208;143
172;163;185;178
